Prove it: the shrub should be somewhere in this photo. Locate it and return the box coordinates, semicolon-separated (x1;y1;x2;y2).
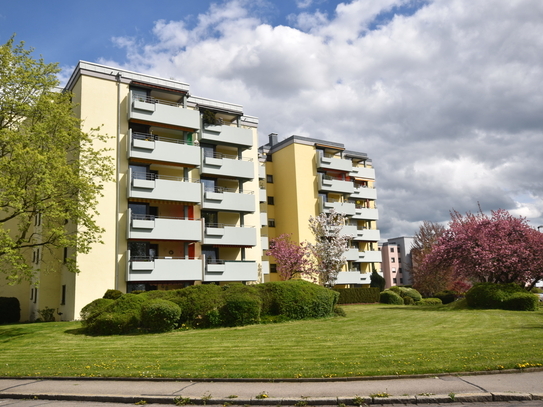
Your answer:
403;296;414;305
0;297;20;324
173;284;225;328
103;289;123;300
80;298;114;322
465;283;526;309
434;290;457;304
333;305;347;317
333;287;380;304
141;299;182;332
86;311;141;335
503;292;539;311
36;306;56;322
221;285;262;327
380;290;404;305
416;298;443;306
388;286;422;302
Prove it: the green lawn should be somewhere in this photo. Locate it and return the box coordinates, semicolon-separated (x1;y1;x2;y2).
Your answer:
1;303;542;379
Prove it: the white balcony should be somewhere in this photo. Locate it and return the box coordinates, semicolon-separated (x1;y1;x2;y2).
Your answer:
341;224;358;238
344;248;360;261
128;130;200;166
321;201;356;216
352;207;379;221
351;186;377;200
259;164;266;179
128;92;200;130
261;260;270;275
318;156;353;172
201;124;253;148
128;172;202;203
127;257;203;282
354;229;381;241
260;211;268;226
355;250;383;263
259;188;266;203
204;260;258;282
128;213;202;241
201;188;256;212
350;166;376;180
318;174;354;194
335;271;363;285
201;153;255;179
203;225;257;246
261;236;269;251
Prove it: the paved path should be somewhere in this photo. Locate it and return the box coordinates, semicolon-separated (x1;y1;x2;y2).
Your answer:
0;370;542;405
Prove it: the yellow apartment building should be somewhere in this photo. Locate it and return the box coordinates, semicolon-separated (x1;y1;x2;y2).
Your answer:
1;63;382;322
259;134;382;286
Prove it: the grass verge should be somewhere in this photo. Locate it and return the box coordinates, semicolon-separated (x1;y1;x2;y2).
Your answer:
1;303;542;378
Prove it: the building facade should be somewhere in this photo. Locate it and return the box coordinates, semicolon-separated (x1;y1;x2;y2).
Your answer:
379;237;414;288
259;134;382;286
1;64;382;321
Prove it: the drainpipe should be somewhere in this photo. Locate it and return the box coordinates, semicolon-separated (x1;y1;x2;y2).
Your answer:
115;72;122;290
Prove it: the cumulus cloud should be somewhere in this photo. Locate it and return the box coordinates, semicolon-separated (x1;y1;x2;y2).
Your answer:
102;0;543;238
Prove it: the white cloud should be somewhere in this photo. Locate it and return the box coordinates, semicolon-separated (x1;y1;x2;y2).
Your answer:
105;0;543;238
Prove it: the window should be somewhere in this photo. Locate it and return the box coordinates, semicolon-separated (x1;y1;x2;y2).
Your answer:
391;258;395;263
270;264;277;273
398;257;402;263
400;278;404;284
266;174;273;183
393;278;397;284
61;285;66;305
392;268;396;273
268;219;276;227
390;247;395;253
63;247;68;263
267;196;275;205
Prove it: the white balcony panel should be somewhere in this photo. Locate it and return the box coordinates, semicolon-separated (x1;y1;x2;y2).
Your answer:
129;218;202;241
261;236;269;251
318;156;353;172
129;94;200;130
354;229;381;241
201;125;253;147
352;207;379;221
128;176;201;203
259;164;266;179
128;132;200;166
341;225;358;238
261;260;270;275
201;155;255;179
322;201;356;216
355;250;383;263
202;191;255;212
259;188;266;203
350;166;376;180
128;258;203;281
344;248;360;262
319;175;354;194
260;212;268;226
351;187;377;200
203;226;257;246
204;261;258;282
335;271;363;285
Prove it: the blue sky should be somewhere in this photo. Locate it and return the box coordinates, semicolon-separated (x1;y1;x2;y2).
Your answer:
2;0;542;239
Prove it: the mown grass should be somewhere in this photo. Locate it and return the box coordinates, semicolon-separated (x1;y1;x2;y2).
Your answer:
1;303;542;379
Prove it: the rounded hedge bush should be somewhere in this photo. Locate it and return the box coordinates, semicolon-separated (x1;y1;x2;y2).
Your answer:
141;299;182;332
416;298;443;306
465;283;527;309
380;290;404;305
503;292;539;311
403;296;415;305
80;298;114;322
86;311;141;335
434;290;457;305
173;284;225;328
103;289;123;300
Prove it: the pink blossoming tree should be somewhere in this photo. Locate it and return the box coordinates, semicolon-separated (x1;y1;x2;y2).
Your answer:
266;234;316;281
425;209;543;289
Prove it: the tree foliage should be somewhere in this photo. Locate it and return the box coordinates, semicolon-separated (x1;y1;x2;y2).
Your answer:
0;37;114;283
266;234;315;281
307;209;351;286
410;221;453;296
425;209;543;288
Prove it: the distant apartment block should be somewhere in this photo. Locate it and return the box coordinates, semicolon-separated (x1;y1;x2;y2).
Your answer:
380;237;414;288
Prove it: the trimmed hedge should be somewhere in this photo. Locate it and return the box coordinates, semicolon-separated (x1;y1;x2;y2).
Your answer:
221;284;262;327
503;292;539;311
434;290;457;304
103;289;123;300
465;283;529;310
416;298;443;306
380;290;404;305
333;287;380;304
141;299;182;332
389;286;422;302
0;297;20;324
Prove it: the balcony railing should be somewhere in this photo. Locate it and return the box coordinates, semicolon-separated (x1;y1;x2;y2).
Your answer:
128;211;202;241
129;91;200;129
321;199;356;216
127;256;203;282
202;187;256;212
350;166;376;180
354;250;383;263
204;260;258;282
318;155;353;172
128;169;202;203
351;185;377;200
201;124;253;148
352;206;379;221
203;224;257;247
128;130;201;166
353;228;381;241
201;151;255;179
318;173;354;194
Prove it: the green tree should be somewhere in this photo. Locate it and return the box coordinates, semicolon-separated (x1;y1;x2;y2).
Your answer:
0;37;113;283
